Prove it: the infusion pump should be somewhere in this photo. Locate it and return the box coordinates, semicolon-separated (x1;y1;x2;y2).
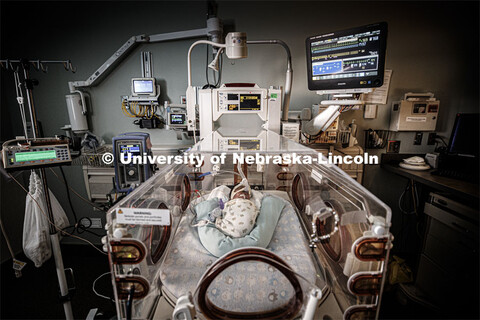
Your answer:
197;84;282;139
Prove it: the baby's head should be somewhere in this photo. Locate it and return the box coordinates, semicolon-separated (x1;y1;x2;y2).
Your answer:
232;190;250;200
231;182;251;200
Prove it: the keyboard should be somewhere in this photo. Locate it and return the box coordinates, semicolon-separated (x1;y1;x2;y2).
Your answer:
431;169;478;183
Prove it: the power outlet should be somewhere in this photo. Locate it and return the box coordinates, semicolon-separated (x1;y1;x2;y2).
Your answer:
387;140;401;153
414;132;423;145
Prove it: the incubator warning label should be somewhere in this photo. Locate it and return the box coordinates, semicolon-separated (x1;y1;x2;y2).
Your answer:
116;208;170;226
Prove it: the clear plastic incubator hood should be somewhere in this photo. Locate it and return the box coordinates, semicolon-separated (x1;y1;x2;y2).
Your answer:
105;131;392;320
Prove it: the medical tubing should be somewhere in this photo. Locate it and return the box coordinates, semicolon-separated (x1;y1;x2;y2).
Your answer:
246;39;293;121
187;40;226;87
236;162;252;194
73;89;87;114
13;70;29;138
92;272;114;301
236;162;247;180
198;170;242;178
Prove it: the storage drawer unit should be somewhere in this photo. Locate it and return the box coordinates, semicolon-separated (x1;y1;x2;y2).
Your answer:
415;193;479;315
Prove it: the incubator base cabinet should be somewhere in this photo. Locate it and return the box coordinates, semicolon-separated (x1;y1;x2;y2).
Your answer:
105;131;392;320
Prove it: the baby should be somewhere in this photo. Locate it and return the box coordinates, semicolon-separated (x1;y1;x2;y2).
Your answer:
205;179;260;238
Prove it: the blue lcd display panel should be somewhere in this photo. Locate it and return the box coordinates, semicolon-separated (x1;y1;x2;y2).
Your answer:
170;114;186;125
312;60;343;76
120;144;141;159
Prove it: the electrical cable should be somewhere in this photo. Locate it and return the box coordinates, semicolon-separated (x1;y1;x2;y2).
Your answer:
410;179;418;216
215;53;223;87
398;179;417;215
301;132;321;145
205;44;211;87
212;59;217;85
48;168;107;212
59;166;78;221
0;217;16;260
436;136;448;147
123;100;163;122
121;101;136;118
8;173;106;255
92;272;115;302
58;166;104;238
126;284;135;320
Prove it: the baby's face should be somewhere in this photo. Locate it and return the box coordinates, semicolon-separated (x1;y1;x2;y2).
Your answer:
232;191;250;200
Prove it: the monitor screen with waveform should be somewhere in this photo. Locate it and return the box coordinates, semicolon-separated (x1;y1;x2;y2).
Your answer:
306;22;388;91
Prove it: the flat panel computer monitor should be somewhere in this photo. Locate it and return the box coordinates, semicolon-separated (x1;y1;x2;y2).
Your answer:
306;22;388;92
436;113;479;182
448;113;479;158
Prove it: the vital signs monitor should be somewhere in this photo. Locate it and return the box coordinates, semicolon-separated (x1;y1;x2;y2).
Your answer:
306;22;388;91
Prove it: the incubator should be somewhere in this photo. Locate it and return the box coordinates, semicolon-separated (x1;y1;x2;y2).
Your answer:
105;131;392;320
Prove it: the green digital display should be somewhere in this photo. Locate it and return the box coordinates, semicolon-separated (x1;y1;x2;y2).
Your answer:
15;150;57;162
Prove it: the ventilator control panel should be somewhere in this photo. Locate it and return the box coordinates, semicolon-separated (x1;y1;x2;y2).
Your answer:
218;92;264;112
2;143;72;171
218;138;261;151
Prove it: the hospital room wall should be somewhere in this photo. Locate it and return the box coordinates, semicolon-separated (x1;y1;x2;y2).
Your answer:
1;1;478;261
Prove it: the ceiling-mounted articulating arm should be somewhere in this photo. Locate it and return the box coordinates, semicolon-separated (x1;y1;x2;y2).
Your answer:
68;17;223;93
68;35;143;92
302;99;365;136
246;40;293;121
65;18;222;132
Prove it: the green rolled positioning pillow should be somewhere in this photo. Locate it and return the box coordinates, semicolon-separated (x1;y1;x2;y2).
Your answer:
194;195;285;257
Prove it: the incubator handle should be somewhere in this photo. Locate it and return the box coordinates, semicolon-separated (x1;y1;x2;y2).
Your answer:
195;247;304;320
173;293;196;320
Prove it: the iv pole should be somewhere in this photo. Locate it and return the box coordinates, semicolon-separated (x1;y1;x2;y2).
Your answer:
4;59;75;320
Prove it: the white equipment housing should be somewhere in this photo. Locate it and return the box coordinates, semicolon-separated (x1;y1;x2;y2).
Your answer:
390;92;440;131
200;130;282;152
65;94;88;133
198;84;282;139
